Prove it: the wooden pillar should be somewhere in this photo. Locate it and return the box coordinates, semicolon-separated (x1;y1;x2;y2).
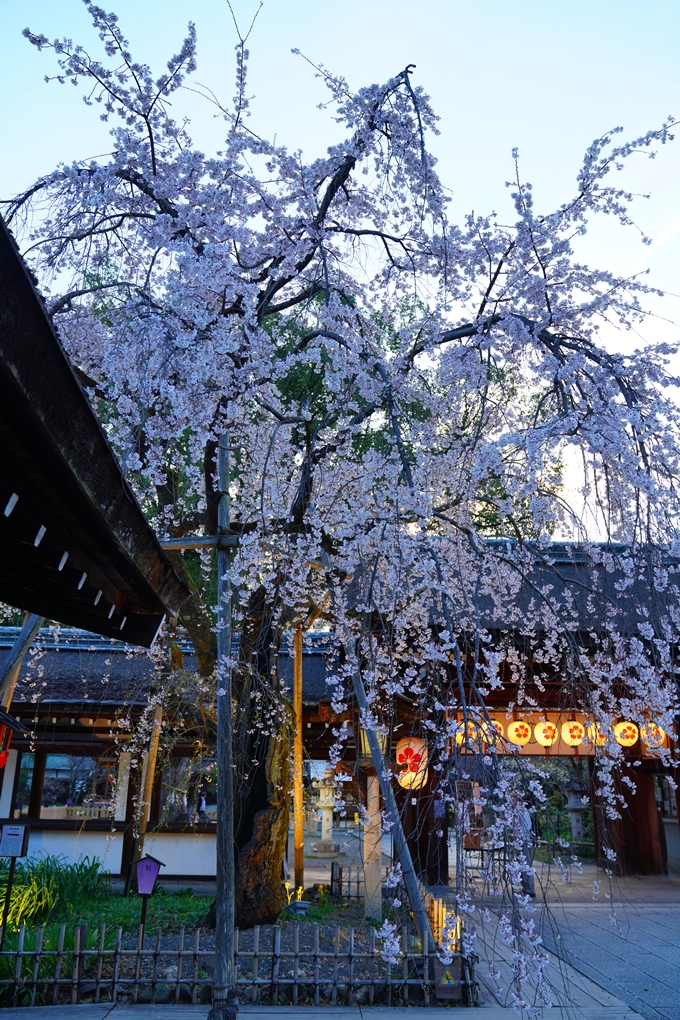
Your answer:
364;772;382;919
593;764;666;876
628;771;665;875
28;749;46;819
136;703;162;857
293;624;304;892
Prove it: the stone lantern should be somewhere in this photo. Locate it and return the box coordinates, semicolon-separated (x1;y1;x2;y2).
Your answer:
563;779;587;841
312;768;340;856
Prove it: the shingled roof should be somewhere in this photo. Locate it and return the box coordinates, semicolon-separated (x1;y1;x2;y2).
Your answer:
0;217;188;645
0;627;334;709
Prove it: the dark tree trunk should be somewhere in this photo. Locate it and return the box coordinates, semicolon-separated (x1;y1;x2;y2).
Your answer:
232;585;292;926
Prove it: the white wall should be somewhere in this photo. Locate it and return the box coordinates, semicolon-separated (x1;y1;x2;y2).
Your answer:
26;830;123;873
141;832;216;875
19;828;216;876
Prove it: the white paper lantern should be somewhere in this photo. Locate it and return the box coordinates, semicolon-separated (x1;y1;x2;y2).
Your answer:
614;721;639;747
395;737;429;789
507;720;532;746
534;721;558;747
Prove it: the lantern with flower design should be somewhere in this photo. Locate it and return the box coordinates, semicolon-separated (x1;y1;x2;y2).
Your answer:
507;720;532;746
640;722;666;749
454;720;480;746
561;720;585;747
586;722;607;747
395;737;428;789
614;721;639;747
534;721;558;748
480;719;503;743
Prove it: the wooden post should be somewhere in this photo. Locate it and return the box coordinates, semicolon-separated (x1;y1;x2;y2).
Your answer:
136;703;162;858
319;555;434;952
212;430;237;1018
363;773;382;919
346;633;435;952
293;624;304;893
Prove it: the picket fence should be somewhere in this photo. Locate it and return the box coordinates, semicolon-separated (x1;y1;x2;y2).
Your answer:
0;923;477;1008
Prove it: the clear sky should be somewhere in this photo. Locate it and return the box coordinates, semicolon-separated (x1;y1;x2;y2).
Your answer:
1;0;679;343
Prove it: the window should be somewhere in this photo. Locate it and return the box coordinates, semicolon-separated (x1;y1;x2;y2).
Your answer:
158;758;217;825
42;755;115;819
14;752;34;818
655;776;678;820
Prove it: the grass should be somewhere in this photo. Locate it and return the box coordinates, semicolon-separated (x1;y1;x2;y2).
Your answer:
0;856;108;928
0;855;212;934
79;886;212;932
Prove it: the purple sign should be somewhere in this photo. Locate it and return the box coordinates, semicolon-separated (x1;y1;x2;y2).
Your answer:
135;854;164;895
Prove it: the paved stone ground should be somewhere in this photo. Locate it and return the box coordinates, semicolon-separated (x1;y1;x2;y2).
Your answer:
538;904;680;1020
0;1006;646;1019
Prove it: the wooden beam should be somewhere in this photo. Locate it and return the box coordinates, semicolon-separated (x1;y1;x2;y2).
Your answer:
293;623;304;893
136;702;162;857
0;613;43;709
159;536;239;550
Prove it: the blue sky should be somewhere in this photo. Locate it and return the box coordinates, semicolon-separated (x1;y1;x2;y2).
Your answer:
1;0;678;341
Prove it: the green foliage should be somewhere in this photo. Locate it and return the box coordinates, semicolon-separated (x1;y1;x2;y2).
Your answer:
0;856;108;929
85;885;211;932
0;856;211;934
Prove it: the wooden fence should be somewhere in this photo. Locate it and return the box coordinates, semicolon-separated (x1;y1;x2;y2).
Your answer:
329;864;410;901
0;923;477;1008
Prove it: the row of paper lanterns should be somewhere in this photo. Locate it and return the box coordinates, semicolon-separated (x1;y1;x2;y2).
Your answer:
452;718;666;749
392;719;667;790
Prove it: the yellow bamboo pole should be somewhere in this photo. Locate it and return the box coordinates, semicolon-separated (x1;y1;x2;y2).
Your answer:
0;614;43;710
136;703;163;858
293;624;304;893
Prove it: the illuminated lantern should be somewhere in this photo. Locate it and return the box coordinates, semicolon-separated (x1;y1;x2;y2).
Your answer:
507;720;532;746
482;719;504;741
534;721;558;748
474;719;502;743
359;727;388;758
454;721;479;745
640;722;666;749
395;737;428;789
561;720;585;747
586;722;607;746
614;721;639;747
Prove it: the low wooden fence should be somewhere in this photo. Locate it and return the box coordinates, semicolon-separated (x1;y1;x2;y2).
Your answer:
329;863;396;900
0;923;477;1008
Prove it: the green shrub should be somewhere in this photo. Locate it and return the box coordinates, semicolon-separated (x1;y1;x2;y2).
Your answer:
0;856;109;929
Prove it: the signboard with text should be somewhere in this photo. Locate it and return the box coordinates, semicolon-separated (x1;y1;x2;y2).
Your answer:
0;825;29;857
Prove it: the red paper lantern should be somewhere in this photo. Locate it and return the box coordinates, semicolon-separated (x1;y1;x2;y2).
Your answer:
0;724;14;769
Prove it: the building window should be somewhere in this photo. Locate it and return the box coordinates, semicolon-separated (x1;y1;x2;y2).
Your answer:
40;755;116;819
158;758;217;825
14;752;34;818
655;776;678;819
